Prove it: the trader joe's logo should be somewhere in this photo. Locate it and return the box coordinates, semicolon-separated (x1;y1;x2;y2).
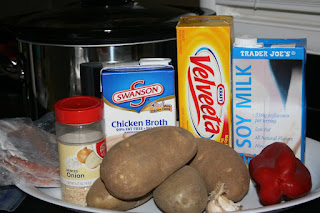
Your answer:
187;47;225;138
112;80;164;107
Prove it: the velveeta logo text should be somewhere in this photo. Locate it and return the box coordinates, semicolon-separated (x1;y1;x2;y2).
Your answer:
188;47;225;138
112;80;164;107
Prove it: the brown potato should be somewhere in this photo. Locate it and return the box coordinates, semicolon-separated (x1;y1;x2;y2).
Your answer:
153;166;208;213
190;138;250;202
86;178;152;211
100;126;197;200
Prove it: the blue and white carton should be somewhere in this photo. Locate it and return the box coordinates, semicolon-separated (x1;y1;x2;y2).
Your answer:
101;58;176;150
232;37;307;163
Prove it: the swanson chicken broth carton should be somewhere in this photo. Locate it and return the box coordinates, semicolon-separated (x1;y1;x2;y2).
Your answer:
232;37;307;164
176;16;233;146
101;59;176;150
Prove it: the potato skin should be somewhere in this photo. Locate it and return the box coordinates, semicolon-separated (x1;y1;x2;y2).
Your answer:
100;126;197;200
190;138;250;202
86;178;152;210
153;166;207;213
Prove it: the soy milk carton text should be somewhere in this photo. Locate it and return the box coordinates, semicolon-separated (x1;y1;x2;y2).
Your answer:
101;59;176;150
232;37;307;163
176;16;233;146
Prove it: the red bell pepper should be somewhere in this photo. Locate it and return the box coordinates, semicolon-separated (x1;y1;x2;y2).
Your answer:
249;142;312;205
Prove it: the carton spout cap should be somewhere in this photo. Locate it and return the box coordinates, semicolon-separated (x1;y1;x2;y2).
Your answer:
234;36;263;48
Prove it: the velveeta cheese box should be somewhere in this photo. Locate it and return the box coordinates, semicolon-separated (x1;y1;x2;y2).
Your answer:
101;58;176;150
176;16;233;146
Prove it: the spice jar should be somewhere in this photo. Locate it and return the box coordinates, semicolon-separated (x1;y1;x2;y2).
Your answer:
54;96;106;206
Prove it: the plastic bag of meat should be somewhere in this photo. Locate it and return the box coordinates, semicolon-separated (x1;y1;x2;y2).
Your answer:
0;117;60;187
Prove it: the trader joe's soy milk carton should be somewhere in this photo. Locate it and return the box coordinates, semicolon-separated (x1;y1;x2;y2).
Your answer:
232;37;307;163
176;16;233;146
101;58;176;150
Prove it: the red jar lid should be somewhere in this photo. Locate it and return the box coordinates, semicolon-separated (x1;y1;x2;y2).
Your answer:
54;96;104;124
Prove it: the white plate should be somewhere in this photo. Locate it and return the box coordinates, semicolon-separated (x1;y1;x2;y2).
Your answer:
17;138;320;213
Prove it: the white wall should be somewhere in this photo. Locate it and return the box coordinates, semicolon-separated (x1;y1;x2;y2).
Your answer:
200;0;216;11
200;0;320;55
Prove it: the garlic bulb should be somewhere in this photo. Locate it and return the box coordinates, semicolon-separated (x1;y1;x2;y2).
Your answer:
206;182;242;212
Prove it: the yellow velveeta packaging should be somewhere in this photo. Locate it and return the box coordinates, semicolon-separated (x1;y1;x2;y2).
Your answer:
176;16;233;146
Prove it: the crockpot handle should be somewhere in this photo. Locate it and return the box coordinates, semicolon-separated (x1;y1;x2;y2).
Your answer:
81;0;134;7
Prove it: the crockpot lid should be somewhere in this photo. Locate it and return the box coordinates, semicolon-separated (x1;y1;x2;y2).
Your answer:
15;0;214;45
